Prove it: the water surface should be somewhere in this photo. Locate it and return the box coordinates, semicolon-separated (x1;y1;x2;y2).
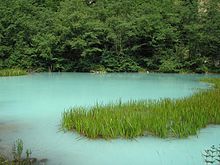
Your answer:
0;73;219;165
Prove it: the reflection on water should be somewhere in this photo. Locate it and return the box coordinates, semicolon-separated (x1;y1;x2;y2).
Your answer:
0;73;220;165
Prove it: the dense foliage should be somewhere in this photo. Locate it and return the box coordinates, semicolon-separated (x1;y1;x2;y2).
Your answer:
0;0;220;73
61;78;220;139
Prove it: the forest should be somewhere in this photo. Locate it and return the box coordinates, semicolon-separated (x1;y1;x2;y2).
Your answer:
0;0;220;73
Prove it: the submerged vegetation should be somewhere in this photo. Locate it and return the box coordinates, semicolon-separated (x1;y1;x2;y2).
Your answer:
0;139;47;165
202;144;220;165
0;69;27;77
61;78;220;139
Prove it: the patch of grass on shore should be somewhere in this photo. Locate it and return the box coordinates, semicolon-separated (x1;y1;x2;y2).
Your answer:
0;69;27;77
61;78;220;139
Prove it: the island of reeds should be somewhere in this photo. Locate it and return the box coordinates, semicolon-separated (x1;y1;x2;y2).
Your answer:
61;78;220;139
0;69;27;77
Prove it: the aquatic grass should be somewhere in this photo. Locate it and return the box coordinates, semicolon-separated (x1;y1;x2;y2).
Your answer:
0;69;27;77
0;139;46;165
202;144;220;165
61;78;220;139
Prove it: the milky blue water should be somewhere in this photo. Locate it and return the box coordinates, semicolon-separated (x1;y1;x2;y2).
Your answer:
0;73;220;165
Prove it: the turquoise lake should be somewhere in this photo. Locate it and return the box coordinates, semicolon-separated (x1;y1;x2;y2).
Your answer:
0;73;220;165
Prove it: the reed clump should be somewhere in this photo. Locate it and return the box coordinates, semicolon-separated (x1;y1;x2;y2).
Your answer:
0;69;27;77
61;78;220;139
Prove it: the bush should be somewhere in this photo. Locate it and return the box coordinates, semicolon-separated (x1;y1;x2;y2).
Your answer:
159;58;181;73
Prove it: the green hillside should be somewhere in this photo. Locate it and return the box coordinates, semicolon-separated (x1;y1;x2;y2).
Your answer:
0;0;220;73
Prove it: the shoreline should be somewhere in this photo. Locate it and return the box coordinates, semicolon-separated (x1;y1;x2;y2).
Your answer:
1;69;220;77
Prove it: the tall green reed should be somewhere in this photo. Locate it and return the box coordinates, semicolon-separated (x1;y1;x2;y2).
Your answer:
0;69;27;77
61;78;220;139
